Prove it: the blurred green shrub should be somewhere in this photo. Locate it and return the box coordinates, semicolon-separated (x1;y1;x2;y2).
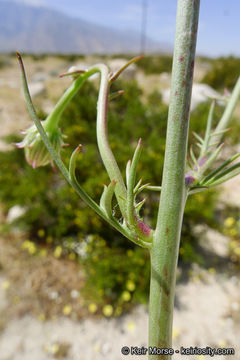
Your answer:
82;235;150;315
0;55;12;69
136;55;172;74
202;56;240;90
0;78;220;313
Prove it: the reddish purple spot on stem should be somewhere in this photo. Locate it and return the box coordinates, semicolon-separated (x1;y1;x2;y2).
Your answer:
175;90;178;96
190;60;195;78
163;266;168;277
185;174;195;186
179;56;184;62
137;220;151;237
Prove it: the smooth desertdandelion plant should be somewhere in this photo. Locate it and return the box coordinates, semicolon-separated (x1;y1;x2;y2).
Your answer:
15;0;240;358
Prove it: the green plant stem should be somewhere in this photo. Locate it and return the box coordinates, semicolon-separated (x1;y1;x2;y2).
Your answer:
209;76;240;147
200;100;215;156
96;64;128;219
127;139;142;228
148;1;200;358
17;53;150;249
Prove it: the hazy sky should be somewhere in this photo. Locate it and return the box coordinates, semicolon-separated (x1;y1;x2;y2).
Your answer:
5;0;240;57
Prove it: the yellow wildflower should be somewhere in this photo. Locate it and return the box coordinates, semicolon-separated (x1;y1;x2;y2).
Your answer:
121;291;131;302
54;246;62;258
38;313;46;322
68;253;76;260
102;304;113;317
127;321;136;332
208;267;216;275
2;281;10;290
62;304;72;315
126;280;136;292
88;303;97;313
229;228;238;237
39;249;47;257
233;247;240;256
172;327;180;339
114;306;122;317
37;229;45;237
224;217;235;228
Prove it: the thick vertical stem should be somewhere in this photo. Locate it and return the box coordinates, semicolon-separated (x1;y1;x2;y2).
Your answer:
148;1;200;359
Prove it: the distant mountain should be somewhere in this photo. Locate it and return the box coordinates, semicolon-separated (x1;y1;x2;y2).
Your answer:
0;1;171;54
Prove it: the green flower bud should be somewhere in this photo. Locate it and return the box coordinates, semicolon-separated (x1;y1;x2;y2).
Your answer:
14;122;66;168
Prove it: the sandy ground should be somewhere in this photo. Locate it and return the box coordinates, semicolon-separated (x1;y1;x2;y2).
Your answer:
0;226;239;360
0;266;239;360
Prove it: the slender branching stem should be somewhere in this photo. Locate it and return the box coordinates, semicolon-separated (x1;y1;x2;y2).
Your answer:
17;52;150;249
148;1;200;358
95;64;128;219
127;139;142;228
211;76;240;146
200;99;215;156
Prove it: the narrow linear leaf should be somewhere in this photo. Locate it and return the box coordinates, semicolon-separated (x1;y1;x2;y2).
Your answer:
208;168;240;187
69;145;82;180
200;153;240;185
196;142;203;150
100;180;117;218
108;90;124;101
186;158;199;179
188;186;208;195
187;158;193;170
145;185;162;192
135;198;146;216
190;145;199;169
210;128;231;137
208;141;221;148
210;76;240;146
199;143;224;177
134;178;143;194
127;139;143;227
109;56;143;84
135;183;151;195
59;69;86;78
126;160;131;188
192;131;204;144
201;100;215;156
204;162;240;186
